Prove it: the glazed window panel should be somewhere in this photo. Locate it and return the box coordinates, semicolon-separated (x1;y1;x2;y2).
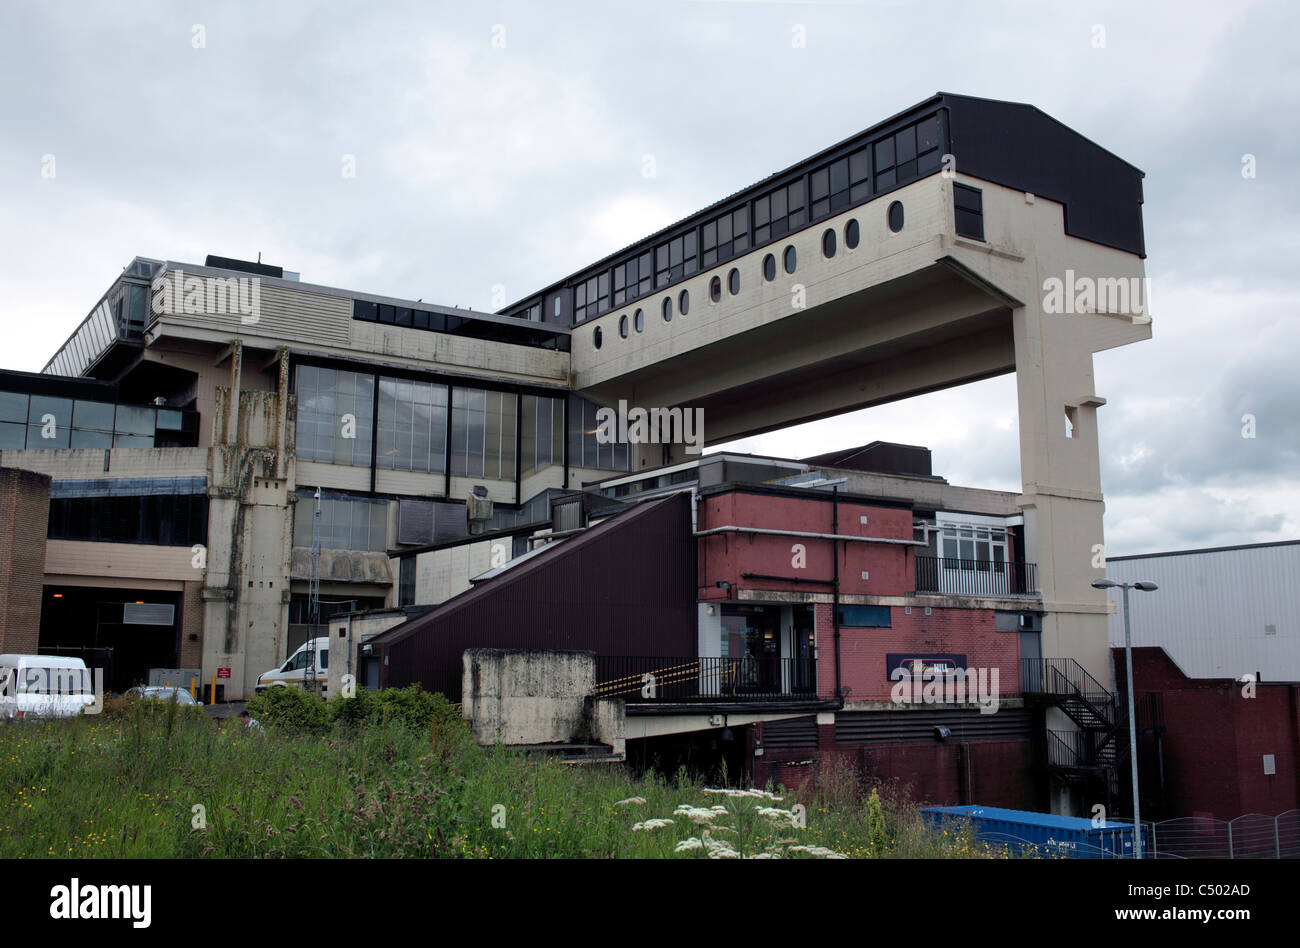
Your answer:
450;386;515;480
296;365;375;467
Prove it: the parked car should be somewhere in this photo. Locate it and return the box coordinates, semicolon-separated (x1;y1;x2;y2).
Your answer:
124;685;201;706
0;654;98;720
256;637;330;696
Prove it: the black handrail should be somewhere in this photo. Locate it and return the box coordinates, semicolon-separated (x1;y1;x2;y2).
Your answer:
594;656;818;703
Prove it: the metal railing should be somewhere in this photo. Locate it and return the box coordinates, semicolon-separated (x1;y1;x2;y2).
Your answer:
915;556;1038;597
1148;811;1300;859
594;656;818;703
1022;658;1115;718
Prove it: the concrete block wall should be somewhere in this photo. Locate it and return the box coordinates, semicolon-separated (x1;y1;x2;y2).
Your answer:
461;649;624;754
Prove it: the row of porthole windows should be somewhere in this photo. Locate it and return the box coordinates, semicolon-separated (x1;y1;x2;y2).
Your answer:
593;202;903;348
593;288;693;347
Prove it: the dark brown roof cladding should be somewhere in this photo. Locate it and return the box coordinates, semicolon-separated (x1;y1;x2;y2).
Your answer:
801;441;934;478
376;491;698;697
366;491;670;647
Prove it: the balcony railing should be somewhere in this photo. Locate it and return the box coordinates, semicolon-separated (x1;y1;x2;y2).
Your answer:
594;656;818;704
915;556;1039;597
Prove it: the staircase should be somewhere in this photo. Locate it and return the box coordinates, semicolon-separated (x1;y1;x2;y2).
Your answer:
1023;659;1162;813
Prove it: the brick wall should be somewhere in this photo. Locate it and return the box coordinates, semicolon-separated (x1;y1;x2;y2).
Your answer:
818;603;1018;702
1125;647;1300;819
0;468;52;654
752;716;1038;809
179;580;204;669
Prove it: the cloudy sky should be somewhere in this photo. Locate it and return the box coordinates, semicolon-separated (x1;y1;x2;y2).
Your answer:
1;0;1295;556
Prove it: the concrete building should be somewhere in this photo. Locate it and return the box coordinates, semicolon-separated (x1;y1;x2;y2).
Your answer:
1;93;1153;813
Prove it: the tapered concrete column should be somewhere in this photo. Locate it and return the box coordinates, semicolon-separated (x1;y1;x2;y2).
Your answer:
1012;302;1112;684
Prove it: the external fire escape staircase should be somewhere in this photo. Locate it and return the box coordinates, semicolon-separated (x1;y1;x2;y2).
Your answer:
1022;659;1164;816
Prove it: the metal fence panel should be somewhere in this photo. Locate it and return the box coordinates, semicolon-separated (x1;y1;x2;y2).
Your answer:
1229;813;1280;859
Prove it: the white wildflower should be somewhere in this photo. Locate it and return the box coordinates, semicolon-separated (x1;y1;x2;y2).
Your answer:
674;805;724;825
756;807;799;826
787;844;848;859
675;837;704;852
614;797;646;807
632;818;675;832
702;787;783;801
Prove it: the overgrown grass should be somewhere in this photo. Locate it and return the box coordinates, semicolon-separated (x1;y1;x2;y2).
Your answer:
0;694;1027;859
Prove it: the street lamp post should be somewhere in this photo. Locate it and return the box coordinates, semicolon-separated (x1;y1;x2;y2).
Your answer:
1092;577;1159;859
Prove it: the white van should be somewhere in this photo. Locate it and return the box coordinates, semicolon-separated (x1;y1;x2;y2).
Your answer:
255;637;330;696
0;655;98;720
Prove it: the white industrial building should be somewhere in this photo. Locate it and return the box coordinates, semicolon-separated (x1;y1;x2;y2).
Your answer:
1104;540;1300;682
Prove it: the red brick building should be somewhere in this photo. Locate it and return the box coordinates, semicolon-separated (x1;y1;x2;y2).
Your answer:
1120;646;1300;821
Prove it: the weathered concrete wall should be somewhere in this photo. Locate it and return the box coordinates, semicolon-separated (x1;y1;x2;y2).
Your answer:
461;649;624;754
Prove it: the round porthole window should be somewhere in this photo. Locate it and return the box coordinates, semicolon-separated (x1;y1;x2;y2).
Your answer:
593;326;602;349
728;268;740;295
887;201;904;233
634;308;644;333
783;245;797;274
762;253;776;282
710;276;722;303
822;228;837;259
679;289;690;315
619;314;629;338
845;218;860;249
662;297;672;321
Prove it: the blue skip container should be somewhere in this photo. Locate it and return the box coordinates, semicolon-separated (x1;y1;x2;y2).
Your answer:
921;805;1152;858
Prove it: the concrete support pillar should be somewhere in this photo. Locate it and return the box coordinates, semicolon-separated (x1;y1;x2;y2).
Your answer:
1012;302;1111;685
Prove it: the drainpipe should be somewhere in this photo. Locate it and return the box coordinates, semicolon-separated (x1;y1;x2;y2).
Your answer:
832;486;841;704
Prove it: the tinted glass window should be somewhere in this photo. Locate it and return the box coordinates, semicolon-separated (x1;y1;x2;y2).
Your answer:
709;276;721;303
0;392;28;424
634;309;644;333
678;289;689;315
783;246;797;274
74;401;115;431
0;422;27;449
594;326;602;349
888;201;904;233
619;314;628;338
845;219;860;249
763;254;776;281
377;377;449;473
662;297;672;322
296;365;376;467
29;395;72;429
727;268;740;295
822;228;836;258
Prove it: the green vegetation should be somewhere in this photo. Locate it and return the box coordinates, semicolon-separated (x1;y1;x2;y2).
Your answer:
0;690;1020;858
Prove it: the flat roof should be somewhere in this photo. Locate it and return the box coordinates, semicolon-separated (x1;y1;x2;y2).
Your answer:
1108;539;1300;561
